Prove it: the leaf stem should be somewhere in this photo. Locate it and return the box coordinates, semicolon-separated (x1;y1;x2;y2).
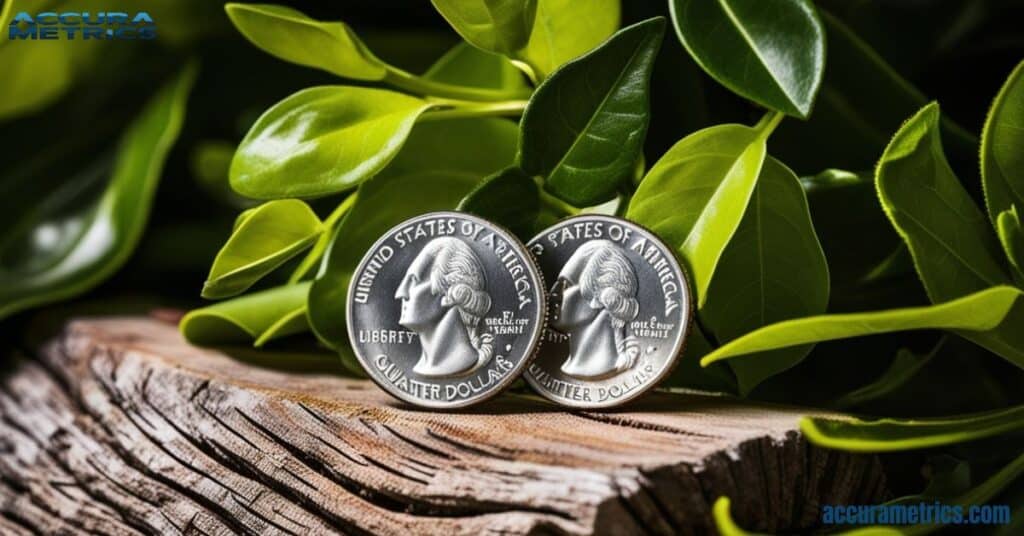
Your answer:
421;98;529;121
535;177;581;217
510;59;540;86
384;67;532;102
754;110;785;139
615;182;635;218
288;192;358;284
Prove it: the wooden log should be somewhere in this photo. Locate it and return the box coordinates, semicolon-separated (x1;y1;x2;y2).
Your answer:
0;317;889;535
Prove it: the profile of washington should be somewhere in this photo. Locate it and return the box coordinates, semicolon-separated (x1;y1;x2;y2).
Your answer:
550;240;641;379
394;237;495;378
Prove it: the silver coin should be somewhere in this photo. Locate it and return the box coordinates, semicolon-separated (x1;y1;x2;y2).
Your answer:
346;211;546;408
524;215;692;407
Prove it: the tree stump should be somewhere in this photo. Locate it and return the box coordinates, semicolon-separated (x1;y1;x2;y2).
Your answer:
0;317;888;535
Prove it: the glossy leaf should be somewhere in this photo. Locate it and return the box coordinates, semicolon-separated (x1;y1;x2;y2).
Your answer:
982;60;1024;227
627;124;768;307
225;3;387;80
669;0;824;118
424;42;530;94
518;0;620;79
997;206;1024;280
833;337;946;409
801;404;1024;452
458;166;539;237
226;4;528;102
701;286;1024;368
308;118;518;348
878;103;1010;302
701;156;829;395
181;283;311;347
202;200;323;299
430;0;537;56
0;65;196;321
230;86;434;199
285;42;527;286
519;17;664;206
287;44;524;283
878;103;1024;365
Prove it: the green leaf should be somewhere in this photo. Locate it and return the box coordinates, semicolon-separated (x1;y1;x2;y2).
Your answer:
833;337;946;410
519;17;665;206
518;0;620;80
202;200;323;299
181;283;311;347
225;3;529;102
771;10;977;174
224;3;387;80
284;45;524;284
0;64;196;321
668;0;825;118
701;286;1024;368
430;0;537;56
982;60;1024;227
308;118;518;348
627;123;770;307
458;167;539;237
800;404;1024;453
424;42;530;94
230;86;434;199
997;206;1024;280
878;103;1024;365
701;156;830;395
878;102;1010;302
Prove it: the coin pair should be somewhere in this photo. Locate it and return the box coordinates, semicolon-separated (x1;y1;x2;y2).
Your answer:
346;212;692;409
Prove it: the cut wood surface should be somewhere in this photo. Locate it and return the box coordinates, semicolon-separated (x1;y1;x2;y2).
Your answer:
0;317;889;535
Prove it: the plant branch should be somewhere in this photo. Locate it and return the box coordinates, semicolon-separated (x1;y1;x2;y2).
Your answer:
384;67;532;102
754;110;785;139
288;192;358;284
535;177;581;217
420;98;529;121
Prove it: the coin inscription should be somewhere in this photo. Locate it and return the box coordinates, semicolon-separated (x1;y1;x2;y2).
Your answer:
347;212;545;408
525;215;691;407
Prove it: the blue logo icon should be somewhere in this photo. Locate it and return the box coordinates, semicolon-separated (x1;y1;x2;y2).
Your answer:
8;12;157;40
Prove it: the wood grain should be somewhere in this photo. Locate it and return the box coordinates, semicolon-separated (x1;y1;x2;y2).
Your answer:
0;317;888;534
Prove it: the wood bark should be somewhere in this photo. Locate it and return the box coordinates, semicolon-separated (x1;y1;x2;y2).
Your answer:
0;317;889;535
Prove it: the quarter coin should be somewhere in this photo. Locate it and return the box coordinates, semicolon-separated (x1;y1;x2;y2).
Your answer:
347;212;546;408
524;215;692;407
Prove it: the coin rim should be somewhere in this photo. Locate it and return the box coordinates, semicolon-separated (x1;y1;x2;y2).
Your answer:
346;210;547;409
523;214;694;408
